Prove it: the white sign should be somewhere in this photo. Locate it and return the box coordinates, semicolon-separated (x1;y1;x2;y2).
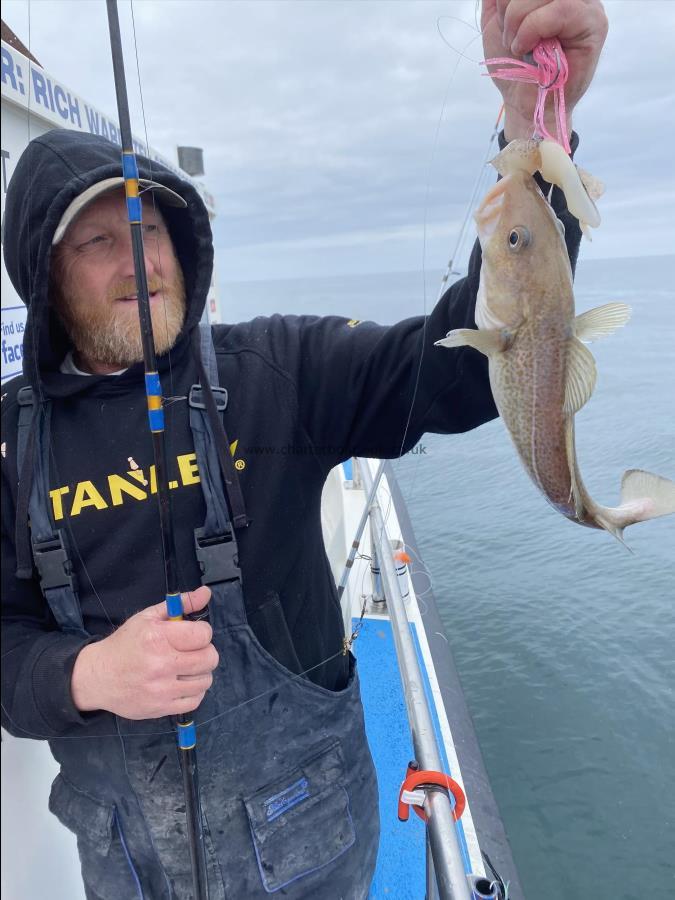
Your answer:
1;41;216;212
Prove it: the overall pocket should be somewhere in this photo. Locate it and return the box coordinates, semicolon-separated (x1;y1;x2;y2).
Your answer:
247;590;304;677
243;739;356;893
49;774;144;900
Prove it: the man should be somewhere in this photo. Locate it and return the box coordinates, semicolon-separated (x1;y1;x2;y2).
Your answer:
1;1;608;897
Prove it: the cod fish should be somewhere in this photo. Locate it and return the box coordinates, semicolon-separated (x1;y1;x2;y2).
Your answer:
437;139;675;542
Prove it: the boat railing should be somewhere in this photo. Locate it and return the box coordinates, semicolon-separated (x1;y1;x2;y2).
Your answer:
356;458;475;900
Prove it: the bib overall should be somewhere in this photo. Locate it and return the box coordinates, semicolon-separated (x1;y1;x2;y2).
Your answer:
19;326;380;899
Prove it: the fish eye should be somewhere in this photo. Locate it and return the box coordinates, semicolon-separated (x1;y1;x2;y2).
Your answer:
508;226;531;251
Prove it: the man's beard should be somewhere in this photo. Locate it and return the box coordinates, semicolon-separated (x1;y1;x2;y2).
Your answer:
57;271;187;369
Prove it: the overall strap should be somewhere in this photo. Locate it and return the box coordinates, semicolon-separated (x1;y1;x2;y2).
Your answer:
16;388;87;637
17;386;35;471
189;324;246;629
199;321;220;388
190;325;249;531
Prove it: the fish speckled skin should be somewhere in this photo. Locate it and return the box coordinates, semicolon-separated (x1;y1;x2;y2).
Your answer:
479;171;583;520
437;140;675;541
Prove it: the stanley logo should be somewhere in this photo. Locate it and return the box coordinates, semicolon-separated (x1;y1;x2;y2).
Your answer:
49;440;244;521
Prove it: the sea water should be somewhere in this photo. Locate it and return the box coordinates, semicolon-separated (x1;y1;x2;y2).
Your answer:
222;253;674;900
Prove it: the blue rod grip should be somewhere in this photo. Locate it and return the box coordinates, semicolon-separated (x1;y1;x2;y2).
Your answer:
166;592;183;619
145;373;164;433
122;153;139;180
126;195;142;223
145;372;161;395
148;408;165;432
177;721;197;750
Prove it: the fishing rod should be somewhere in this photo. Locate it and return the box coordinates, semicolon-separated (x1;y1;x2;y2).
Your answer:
336;459;386;602
105;2;209;896
437;104;504;296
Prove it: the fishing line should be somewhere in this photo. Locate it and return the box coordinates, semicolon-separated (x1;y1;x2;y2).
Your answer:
16;2;159;635
393;14;484;517
6;6;483;751
436;14;484;65
5;1;194;743
0;648;347;741
473;0;481;36
366;16;481;592
360;18;483;552
129;0;177;400
123;5;335;750
128;0;193;606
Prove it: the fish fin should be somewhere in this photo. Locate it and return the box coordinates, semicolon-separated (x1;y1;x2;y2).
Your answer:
564;421;585;519
593;513;632;549
620;469;675;520
575;303;632;343
576;166;605;201
593;470;675;545
564;338;597;416
434;328;504;357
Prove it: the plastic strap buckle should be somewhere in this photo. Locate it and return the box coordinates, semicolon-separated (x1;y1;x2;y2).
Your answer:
32;530;77;592
189;384;228;412
17;386;34;406
194;527;241;586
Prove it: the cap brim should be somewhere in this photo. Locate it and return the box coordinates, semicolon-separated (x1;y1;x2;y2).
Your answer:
52;177;187;245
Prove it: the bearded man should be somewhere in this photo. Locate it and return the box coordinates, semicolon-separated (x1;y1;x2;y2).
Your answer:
1;2;608;897
50;187;187;375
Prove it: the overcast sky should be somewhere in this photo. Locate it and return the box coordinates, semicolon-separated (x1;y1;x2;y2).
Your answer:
3;0;675;282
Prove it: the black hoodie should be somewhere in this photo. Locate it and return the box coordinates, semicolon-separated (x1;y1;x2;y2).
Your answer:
0;128;580;739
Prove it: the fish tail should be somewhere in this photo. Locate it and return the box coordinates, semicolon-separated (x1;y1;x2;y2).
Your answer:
595;469;675;544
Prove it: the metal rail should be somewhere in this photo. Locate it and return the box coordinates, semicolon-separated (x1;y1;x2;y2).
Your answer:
358;458;473;900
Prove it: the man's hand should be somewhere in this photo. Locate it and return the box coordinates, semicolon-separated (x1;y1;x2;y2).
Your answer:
481;0;609;140
71;585;219;719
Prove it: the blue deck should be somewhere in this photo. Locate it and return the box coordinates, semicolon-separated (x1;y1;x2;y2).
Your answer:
354;617;473;897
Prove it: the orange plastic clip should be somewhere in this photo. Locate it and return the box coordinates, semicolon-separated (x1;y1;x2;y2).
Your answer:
398;761;466;823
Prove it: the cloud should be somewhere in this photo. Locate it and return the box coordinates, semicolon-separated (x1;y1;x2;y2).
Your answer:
3;0;674;281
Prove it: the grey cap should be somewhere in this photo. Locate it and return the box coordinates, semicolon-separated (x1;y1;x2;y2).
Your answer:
52;177;187;244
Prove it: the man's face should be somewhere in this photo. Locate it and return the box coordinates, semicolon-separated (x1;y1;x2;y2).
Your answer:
51;188;186;372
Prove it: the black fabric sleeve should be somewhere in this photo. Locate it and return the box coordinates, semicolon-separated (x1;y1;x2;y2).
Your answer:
290;243;496;463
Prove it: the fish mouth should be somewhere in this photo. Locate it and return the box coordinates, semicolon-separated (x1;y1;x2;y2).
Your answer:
474;176;510;246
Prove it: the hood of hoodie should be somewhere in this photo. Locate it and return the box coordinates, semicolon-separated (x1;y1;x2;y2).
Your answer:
3;128;214;395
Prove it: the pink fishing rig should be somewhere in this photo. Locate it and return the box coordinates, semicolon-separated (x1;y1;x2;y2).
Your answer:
482;38;571;153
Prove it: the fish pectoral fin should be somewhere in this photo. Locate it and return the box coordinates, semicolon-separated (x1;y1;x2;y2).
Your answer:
564;337;597;415
564;421;585;519
575;303;631;342
434;328;505;357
